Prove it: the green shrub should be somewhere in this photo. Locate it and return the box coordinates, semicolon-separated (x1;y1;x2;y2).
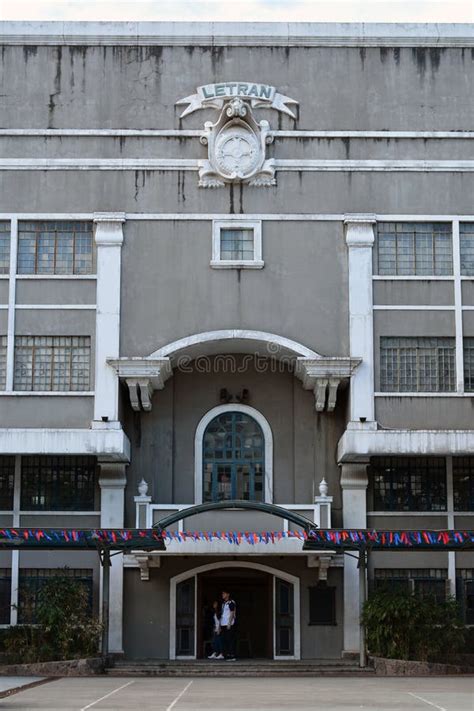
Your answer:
362;589;465;662
1;571;102;664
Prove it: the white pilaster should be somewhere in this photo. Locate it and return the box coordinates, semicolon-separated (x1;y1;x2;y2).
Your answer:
93;213;125;425
340;462;369;655
344;216;376;424
99;463;127;653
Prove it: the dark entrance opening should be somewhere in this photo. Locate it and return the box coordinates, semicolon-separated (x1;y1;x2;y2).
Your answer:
197;568;272;659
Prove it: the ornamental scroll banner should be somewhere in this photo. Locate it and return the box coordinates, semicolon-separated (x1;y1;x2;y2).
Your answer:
176;82;298;119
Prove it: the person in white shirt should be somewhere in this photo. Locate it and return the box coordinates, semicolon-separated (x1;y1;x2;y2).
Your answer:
220;590;237;661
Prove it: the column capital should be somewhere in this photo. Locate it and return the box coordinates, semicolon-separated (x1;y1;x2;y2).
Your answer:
340;461;369;490
98;462;127;489
344;215;376;248
94;213;126;246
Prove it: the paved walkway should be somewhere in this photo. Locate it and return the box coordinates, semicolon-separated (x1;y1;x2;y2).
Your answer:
0;676;472;710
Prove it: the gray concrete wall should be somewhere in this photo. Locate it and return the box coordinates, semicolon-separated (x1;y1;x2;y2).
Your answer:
123;357;346;524
1;45;472;131
123;555;343;660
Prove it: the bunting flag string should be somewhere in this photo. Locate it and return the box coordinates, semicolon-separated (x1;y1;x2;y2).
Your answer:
0;527;471;551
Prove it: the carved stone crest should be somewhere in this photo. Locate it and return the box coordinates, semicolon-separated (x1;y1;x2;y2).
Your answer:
176;81;298;188
199;98;274;188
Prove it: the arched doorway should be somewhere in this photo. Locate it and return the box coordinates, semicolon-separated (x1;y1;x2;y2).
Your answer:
169;561;300;661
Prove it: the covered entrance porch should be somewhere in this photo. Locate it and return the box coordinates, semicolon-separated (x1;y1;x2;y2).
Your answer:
171;561;300;660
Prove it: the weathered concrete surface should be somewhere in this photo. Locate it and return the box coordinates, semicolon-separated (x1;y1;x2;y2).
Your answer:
371;655;474;675
1;676;474;710
0;657;105;677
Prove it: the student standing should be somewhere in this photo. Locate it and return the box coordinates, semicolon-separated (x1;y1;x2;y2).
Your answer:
220;589;237;661
208;600;224;659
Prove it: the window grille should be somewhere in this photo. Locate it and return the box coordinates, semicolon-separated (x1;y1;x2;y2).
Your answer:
0;222;10;274
0;456;15;510
375;222;452;276
0;569;11;625
203;411;265;503
464;338;474;392
20;455;97;511
18;568;93;624
373;569;448;604
380;337;455;392
220;228;255;261
370;457;447;511
309;586;336;625
13;336;90;391
460;223;474;276
17;221;94;275
453;457;474;511
0;336;7;390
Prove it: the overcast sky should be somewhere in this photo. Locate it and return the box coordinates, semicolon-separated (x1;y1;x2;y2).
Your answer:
1;0;473;23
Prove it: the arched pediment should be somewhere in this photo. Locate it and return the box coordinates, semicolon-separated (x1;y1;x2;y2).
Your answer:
108;329;360;413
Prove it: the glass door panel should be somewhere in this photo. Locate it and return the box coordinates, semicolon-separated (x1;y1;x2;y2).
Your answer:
275;578;294;656
176;578;195;656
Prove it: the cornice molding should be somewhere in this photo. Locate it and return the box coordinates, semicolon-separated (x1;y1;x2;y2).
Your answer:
1;22;473;47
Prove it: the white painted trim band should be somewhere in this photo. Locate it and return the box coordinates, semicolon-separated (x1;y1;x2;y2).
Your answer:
3;158;474;172
3;129;474;139
1;21;473;47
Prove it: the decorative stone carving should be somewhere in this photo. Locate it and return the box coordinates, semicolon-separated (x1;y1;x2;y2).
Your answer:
295;357;362;412
138;478;149;497
319;477;329;497
199;98;275;188
107;357;172;412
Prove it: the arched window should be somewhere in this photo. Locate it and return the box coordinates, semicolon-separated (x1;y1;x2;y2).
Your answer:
202;411;265;502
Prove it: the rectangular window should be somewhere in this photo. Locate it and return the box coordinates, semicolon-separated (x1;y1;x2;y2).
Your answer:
373;569;448;604
375;222;452;276
370;457;447;511
20;455;97;511
460;223;474;276
309;586;336;625
456;570;474;625
17;221;94;275
0;222;10;274
18;568;93;624
0;569;11;624
0;336;7;390
464;338;474;392
211;220;263;268
380;337;455;392
453;457;474;511
0;456;15;510
13;336;91;391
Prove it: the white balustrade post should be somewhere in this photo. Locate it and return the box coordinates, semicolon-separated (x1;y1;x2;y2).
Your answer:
93;212;125;426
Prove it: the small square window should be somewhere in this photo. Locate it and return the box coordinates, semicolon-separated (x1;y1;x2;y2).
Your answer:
211;220;263;269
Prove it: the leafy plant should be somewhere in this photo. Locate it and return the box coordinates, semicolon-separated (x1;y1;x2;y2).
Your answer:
363;589;465;662
1;570;102;664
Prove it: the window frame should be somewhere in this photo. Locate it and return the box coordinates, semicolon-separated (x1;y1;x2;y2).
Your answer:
17;221;95;276
211;220;263;269
369;456;447;512
375;222;453;277
380;336;456;393
308;585;337;626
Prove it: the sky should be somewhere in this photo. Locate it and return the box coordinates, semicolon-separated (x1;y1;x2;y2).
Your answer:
1;0;473;24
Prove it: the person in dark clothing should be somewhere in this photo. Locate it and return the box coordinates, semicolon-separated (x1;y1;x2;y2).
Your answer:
220;589;237;661
208;600;224;659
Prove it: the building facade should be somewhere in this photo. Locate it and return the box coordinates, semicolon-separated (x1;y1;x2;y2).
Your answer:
0;21;473;660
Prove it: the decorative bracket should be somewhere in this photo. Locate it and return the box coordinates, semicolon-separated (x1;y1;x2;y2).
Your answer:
295;357;361;412
135;554;161;581
107;357;172;412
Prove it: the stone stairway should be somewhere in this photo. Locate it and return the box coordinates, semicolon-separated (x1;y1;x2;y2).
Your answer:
106;659;375;677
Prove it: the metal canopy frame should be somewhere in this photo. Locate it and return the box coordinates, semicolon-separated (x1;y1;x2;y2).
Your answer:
0;517;471;665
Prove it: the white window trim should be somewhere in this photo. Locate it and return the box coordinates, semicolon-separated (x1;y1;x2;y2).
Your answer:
194;403;273;504
211;219;263;269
